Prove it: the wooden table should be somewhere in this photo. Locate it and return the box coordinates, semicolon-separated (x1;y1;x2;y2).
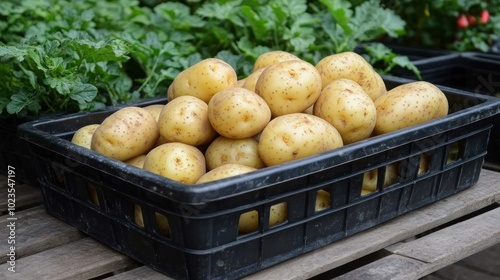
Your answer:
0;168;499;280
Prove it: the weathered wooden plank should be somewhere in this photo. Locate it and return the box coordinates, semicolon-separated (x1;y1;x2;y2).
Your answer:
335;207;500;280
458;242;500;276
104;266;170;280
0;238;136;280
0;205;85;263
0;174;7;189
244;169;500;280
334;254;426;280
424;261;500;280
0;183;43;213
387;207;500;265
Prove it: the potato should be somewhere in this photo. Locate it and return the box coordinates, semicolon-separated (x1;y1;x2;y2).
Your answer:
238;202;287;234
313;78;377;145
143;104;165;122
373;81;449;135
255;59;322;117
258;113;344;166
71;124;100;149
252;50;300;72
143;142;206;184
362;163;399;192
168;58;238;103
315;189;331;212
125;154;147;169
195;163;257;184
241;67;266;92
205;136;266;170
237;78;247;87
158;95;217;146
315;52;386;101
208;87;271;139
134;205;170;236
91;107;159;161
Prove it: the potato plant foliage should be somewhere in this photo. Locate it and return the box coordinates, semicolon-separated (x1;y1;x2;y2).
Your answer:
0;0;411;118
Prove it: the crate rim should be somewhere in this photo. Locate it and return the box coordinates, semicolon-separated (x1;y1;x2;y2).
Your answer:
18;76;500;205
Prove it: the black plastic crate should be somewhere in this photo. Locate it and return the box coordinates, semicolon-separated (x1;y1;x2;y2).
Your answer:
18;76;500;279
354;44;460;78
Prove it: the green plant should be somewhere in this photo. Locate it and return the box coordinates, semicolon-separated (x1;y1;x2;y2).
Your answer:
0;0;412;118
382;0;500;52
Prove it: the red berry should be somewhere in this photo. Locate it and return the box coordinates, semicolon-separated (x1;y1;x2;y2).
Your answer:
467;14;477;26
480;10;490;24
457;14;469;29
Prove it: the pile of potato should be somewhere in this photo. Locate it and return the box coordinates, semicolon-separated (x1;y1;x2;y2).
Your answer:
73;50;448;184
71;51;449;233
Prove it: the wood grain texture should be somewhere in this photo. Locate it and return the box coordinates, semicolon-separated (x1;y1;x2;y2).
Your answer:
0;205;85;263
334;207;500;279
104;266;171;280
0;183;43;212
0;238;136;280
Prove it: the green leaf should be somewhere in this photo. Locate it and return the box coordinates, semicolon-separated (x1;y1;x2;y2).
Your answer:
6;91;33;115
69;83;98;108
0;45;28;62
319;0;353;36
72;39;129;63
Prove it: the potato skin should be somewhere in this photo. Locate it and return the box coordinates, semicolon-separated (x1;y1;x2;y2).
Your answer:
315;52;386;101
158;95;217;146
124;154;147;169
238;201;287;234
208;87;271;139
313;78;377;145
255;59;322;117
71;124;100;149
143;104;165;122
373;81;449;135
195;163;256;184
91;107;159;161
241;67;266;92
143;142;206;184
169;58;238;103
258;113;344;166
205;136;266;170
253;50;300;72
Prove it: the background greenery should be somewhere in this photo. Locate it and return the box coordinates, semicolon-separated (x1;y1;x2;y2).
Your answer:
1;0;498;118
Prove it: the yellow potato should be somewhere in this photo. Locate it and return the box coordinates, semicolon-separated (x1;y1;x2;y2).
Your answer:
158;95;217;146
238;202;287;234
208;87;271;139
241;67;266;92
252;50;300;72
134;205;170;236
205;136;266;170
255;59;322;117
168;58;238;103
313;78;377;145
258;113;344;166
91;107;159;161
315;52;386;101
143;104;165;122
315;189;331;212
373;81;449;135
143;142;206;184
362;163;399;192
71;124;100;149
195;163;257;184
237;78;247;87
124;154;147;169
